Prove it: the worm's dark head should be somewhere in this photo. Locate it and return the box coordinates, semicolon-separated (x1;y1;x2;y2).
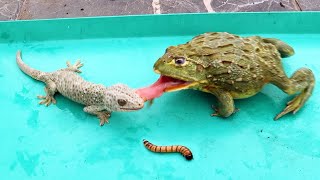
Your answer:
185;154;193;161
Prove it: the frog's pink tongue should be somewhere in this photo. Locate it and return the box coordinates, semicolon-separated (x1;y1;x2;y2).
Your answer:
136;75;188;101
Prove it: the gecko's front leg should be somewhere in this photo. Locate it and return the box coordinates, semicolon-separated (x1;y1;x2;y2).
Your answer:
66;60;83;73
84;105;111;126
97;111;111;126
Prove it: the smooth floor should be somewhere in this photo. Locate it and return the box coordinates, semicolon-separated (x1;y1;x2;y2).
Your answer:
0;34;319;179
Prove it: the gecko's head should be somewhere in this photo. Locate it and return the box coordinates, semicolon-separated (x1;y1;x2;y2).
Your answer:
106;84;145;112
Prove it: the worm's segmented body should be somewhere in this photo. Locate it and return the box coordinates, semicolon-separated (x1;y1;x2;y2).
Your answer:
143;139;193;160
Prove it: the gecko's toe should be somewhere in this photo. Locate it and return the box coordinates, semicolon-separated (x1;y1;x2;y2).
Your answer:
39;96;55;106
99;120;104;126
66;61;71;67
98;114;109;126
99;118;109;126
37;95;46;99
39;99;48;105
51;97;57;104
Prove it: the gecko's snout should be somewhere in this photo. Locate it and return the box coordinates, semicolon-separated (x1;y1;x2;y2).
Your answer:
119;100;144;111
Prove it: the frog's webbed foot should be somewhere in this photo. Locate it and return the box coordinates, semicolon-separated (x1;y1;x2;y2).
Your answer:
207;89;235;118
97;112;111;126
37;82;57;106
211;105;239;117
272;68;315;120
275;94;307;120
66;60;83;73
210;105;219;116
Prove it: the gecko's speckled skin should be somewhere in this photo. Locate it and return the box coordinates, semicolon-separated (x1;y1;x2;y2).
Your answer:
16;51;144;126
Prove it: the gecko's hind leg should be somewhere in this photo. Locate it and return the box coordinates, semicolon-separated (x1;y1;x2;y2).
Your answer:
37;80;57;106
66;60;83;73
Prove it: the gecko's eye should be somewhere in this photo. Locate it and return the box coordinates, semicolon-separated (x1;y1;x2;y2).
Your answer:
117;99;127;106
174;57;186;65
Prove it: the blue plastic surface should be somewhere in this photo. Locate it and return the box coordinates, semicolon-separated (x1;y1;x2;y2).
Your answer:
0;13;320;179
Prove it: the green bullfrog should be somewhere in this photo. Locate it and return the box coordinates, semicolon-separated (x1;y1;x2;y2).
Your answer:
136;32;315;120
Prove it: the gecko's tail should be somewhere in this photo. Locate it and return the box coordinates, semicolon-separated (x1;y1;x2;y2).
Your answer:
16;50;46;81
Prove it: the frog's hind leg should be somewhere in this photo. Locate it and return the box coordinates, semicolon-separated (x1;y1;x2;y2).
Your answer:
37;79;57;106
262;38;295;58
65;60;83;73
271;68;315;120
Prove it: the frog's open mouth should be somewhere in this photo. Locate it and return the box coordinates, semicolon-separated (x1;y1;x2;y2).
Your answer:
136;75;194;101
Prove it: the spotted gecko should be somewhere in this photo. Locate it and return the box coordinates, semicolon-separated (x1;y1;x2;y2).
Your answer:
16;51;144;126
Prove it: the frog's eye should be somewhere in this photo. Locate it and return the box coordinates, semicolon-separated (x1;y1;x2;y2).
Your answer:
174;57;186;65
117;99;127;106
